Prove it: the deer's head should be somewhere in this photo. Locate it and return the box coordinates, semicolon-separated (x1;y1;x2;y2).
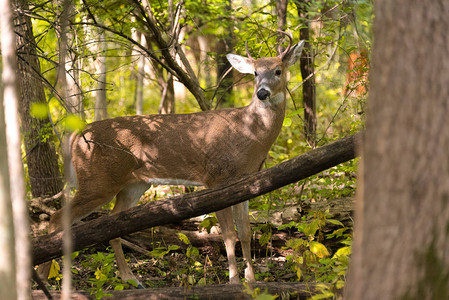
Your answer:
227;33;304;105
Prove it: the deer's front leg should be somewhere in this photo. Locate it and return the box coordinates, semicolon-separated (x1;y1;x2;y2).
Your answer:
216;207;240;284
233;201;255;282
110;238;144;288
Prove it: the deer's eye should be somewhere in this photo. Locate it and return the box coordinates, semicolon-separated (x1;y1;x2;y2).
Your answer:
254;71;258;77
275;70;282;76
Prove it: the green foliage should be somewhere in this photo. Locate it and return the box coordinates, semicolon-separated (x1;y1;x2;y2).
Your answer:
81;250;133;299
149;244;180;259
281;210;352;299
177;233;205;287
199;215;218;234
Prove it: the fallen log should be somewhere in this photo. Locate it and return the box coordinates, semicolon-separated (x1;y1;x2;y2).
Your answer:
124;197;354;256
32;133;361;265
31;282;317;299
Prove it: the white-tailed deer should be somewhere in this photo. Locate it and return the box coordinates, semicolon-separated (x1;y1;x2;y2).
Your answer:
39;33;304;287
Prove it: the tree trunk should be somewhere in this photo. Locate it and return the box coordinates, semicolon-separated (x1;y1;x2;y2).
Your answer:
157;0;175;114
1;0;31;297
94;29;108;121
276;0;288;33
0;3;18;298
135;32;146;115
345;1;449;299
63;3;83;118
32;133;360;265
158;73;175;114
215;0;234;107
295;0;316;147
197;35;213;91
13;0;64;199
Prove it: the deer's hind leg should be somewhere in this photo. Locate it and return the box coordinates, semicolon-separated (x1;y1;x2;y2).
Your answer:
38;185;119;282
110;182;150;289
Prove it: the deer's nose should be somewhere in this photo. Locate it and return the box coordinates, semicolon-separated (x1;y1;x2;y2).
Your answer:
257;88;271;100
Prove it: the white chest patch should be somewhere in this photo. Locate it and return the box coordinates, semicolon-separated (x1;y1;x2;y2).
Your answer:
147;178;204;186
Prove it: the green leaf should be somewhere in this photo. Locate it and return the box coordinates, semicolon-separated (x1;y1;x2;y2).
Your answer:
282;117;292;127
127;279;139;287
296;267;302;281
168;245;180;251
259;231;272;247
327;219;344;227
187;246;199;259
178;232;190;245
65;114;86;132
30;102;49;119
255;293;279;300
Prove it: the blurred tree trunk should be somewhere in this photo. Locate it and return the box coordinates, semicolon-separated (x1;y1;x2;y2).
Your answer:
0;5;18;298
63;3;83;118
158;1;176;114
13;0;64;200
294;0;316;147
94;29;108;121
215;0;234;107
0;91;18;300
158;73;175;114
1;0;31;297
197;35;213;91
276;0;287;33
345;1;449;299
135;32;146;115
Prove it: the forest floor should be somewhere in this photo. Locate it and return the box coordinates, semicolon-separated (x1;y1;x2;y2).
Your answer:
31;186;353;297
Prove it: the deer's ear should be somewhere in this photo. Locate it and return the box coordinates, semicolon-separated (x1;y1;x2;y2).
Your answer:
226;54;255;74
283;40;305;67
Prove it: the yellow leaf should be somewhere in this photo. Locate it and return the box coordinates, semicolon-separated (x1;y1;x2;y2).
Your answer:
336;280;345;289
309;241;330;258
333;246;351;258
48;260;60;279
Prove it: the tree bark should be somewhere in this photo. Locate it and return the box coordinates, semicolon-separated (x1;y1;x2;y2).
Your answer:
13;0;64;199
1;0;31;297
135;32;146;115
94;29;108;121
276;0;288;33
295;0;316;147
32;133;360;265
0;2;18;297
215;0;234;107
345;1;449;299
32;282;316;299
